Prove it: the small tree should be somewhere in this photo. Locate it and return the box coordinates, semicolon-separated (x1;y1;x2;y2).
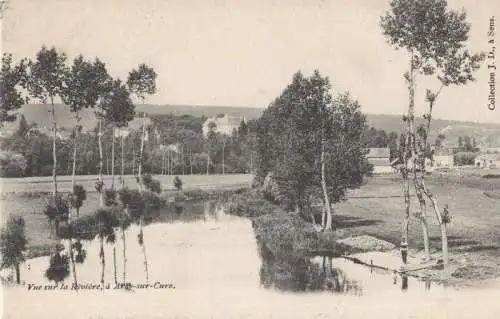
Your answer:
0;216;27;284
102;78;135;189
70;184;87;220
26;46;68;197
142;173;161;194
62;55;108;199
174;176;183;192
127;64;157;190
44;194;70;238
0;54;27;126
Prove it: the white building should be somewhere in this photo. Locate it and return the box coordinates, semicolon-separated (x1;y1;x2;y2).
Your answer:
475;153;500;169
202;114;246;137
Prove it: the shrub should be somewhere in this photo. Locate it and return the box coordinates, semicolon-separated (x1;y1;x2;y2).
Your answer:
0;152;26;177
44;195;70;235
104;188;118;207
70;184;87;217
173;176;183;191
142;173;162;194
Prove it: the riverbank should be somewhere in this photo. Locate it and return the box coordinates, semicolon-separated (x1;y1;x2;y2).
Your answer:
0;183;250;260
226;184;500;288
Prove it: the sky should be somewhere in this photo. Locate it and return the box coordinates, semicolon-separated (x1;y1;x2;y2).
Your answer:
3;0;500;123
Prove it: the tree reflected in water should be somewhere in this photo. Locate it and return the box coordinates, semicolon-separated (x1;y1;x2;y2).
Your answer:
258;242;362;295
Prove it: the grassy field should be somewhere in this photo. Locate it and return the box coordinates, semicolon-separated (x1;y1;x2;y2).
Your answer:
0;174;253;194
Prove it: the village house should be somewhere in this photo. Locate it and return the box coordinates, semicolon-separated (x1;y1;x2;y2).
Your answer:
366;147;392;174
475;153;500;169
431;149;454;168
202;114;246;137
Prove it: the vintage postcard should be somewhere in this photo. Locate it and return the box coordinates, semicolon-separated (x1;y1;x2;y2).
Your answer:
1;0;499;318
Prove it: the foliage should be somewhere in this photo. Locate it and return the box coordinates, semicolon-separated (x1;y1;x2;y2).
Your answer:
61;55;111;115
44;252;70;283
0;151;27;177
25;46;68;104
173;176;183;191
102;78;135;127
44;195;70;224
256;70;371;211
453;151;476;166
142;173;161;194
0;54;27;125
127;64;157;102
380;0;484;86
0;216;27;269
70;184;87;210
95;208;119;243
104;188;118;207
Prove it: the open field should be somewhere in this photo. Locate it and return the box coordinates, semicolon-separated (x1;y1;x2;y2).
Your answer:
0;174;253;194
331;174;500;284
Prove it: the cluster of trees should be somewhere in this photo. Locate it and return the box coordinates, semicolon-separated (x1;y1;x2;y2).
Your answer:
0;173;168;286
453;135;480;166
254;70;372;231
0;113;259;178
381;0;484;268
0;45;170;286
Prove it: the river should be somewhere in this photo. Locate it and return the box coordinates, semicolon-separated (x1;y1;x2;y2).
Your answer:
2;201;500;318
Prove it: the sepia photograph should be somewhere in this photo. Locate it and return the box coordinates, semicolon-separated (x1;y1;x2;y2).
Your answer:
0;0;499;318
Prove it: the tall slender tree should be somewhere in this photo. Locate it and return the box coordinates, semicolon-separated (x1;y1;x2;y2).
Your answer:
88;59;112;208
26;46;68;197
102;78;135;189
127;64;157;191
380;0;484;267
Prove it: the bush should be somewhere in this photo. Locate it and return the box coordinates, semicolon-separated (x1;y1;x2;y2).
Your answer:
70;184;87;210
104;188;118;207
44;195;70;226
0;151;26;177
142;174;161;194
173;176;183;191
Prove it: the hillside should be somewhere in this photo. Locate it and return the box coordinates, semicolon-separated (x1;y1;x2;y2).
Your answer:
2;104;500;147
366;114;500;148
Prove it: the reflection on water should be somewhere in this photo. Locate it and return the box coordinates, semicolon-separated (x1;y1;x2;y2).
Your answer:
34;200;438;296
44;252;70;283
258;241;362;295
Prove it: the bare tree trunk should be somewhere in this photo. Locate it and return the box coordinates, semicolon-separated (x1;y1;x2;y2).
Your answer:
321;142;332;231
190;149;193;175
182;145;185;175
98;118;104;208
206;151;210;175
100;236;105;284
69;238;78;289
420;180;449;266
122;227;127;283
15;263;20;285
111;127;115;189
113;246;117;285
139;216;149;284
50;97;58;197
138;112;146;191
71;117;79;221
121;132;125;188
161;150;165;175
132;142;136;178
400;58;418;269
414;181;430;260
222;141;225;175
